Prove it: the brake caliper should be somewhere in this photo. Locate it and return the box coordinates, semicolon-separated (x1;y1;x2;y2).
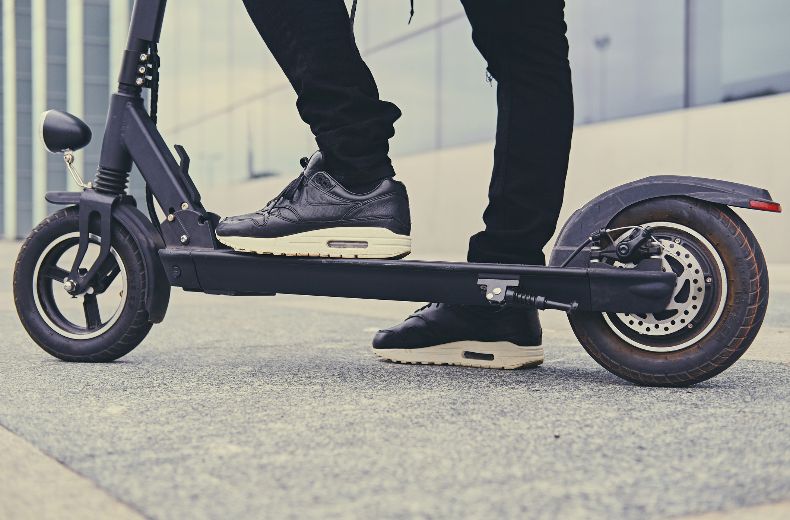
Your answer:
591;226;662;265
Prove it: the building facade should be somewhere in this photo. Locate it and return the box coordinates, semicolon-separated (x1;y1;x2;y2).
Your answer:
1;0;137;239
152;0;790;187
2;0;789;245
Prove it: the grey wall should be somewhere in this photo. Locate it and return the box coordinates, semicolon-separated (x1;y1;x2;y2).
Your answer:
154;0;790;189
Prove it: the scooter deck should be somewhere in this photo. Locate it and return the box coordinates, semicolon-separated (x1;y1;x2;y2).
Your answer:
159;248;676;313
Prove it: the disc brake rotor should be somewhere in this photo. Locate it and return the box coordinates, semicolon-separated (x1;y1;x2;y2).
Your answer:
613;238;707;336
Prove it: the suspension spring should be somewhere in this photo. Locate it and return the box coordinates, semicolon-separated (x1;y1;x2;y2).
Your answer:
505;289;579;313
93;168;130;195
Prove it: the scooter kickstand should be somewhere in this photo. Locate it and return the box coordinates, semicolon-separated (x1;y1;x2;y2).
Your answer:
477;277;579;313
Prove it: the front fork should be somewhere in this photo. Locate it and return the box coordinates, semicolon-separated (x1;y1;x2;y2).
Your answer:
59;92;217;296
63;190;119;296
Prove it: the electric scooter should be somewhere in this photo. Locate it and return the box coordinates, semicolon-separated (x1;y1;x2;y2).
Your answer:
13;0;782;387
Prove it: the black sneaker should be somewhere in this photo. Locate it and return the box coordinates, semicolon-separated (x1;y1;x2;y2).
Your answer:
372;303;544;369
216;152;411;258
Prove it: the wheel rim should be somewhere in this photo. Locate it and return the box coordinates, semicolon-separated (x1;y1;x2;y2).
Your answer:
602;222;728;352
32;232;128;340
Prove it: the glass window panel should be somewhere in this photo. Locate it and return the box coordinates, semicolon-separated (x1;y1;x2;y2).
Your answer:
84;2;109;30
438;17;495;149
47;155;67;192
47;0;67;18
689;0;790;105
566;0;685;124
16;144;32;169
366;30;438;158
16;79;32;105
16;112;32;137
48;63;67;93
85;84;109;109
46;27;67;57
225;4;283;95
18;177;32;198
438;0;465;20
84;45;109;74
719;0;790;100
249;89;314;181
356;0;440;52
17;42;32;72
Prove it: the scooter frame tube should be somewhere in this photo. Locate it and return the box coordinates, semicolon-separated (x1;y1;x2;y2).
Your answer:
158;249;676;312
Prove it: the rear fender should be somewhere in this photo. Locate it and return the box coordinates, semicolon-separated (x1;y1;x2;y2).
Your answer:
549;176;779;268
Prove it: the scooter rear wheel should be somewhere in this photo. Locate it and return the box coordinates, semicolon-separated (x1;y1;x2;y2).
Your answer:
13;207;153;362
569;197;769;386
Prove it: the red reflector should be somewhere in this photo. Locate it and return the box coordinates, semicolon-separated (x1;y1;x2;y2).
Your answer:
749;200;782;212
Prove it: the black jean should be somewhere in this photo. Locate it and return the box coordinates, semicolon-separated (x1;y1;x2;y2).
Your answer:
242;0;573;265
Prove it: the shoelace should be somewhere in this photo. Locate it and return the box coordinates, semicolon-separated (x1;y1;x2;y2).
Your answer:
258;157;311;212
350;0;414;31
410;302;439;316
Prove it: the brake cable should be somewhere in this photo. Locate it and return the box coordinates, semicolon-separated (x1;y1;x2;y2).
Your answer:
144;43;164;240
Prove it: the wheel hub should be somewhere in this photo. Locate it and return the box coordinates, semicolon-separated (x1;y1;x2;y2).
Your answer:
613;238;707;336
63;279;77;293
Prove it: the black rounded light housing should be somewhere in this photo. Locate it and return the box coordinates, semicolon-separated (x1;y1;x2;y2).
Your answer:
41;110;92;153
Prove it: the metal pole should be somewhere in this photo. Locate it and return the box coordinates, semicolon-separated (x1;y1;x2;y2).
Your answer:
66;0;84;191
684;0;692;108
3;0;18;238
31;0;47;222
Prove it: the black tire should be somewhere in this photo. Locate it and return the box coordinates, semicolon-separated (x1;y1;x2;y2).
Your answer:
569;197;769;387
13;207;153;362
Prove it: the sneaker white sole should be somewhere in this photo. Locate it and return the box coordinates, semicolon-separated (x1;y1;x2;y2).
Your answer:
373;341;544;370
216;227;411;259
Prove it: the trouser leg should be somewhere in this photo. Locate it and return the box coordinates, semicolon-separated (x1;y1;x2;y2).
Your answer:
461;0;574;265
242;0;401;184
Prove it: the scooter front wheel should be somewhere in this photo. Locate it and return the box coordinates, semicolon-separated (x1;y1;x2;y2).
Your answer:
569;197;769;386
13;207;153;362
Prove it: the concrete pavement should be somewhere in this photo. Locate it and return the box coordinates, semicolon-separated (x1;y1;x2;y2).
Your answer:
1;240;789;519
0;425;144;520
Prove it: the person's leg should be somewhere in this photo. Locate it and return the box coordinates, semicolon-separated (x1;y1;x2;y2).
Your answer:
372;0;573;367
241;0;401;186
462;0;574;266
217;1;411;259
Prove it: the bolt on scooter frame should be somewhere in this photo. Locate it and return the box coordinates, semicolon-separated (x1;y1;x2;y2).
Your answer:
56;0;679;314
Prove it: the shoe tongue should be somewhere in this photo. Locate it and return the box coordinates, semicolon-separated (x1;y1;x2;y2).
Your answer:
303;151;326;177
